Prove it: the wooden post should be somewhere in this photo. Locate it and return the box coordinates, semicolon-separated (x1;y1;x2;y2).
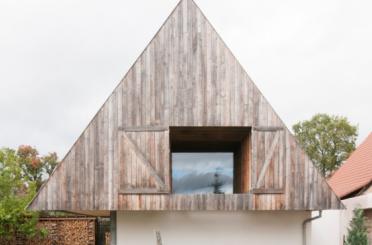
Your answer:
110;211;117;245
155;230;163;245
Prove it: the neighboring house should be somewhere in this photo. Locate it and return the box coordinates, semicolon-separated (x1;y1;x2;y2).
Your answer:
312;133;372;245
28;0;342;244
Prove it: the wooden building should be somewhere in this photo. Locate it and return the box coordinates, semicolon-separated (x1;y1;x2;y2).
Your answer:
29;0;342;244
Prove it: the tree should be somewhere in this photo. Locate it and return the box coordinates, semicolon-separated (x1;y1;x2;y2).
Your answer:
17;145;58;190
345;208;368;245
0;148;46;240
293;114;357;177
212;169;224;194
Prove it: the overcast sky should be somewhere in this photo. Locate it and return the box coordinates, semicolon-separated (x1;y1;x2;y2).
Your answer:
172;153;233;178
0;0;371;157
172;153;233;194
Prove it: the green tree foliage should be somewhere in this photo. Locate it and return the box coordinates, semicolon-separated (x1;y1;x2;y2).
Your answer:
0;146;57;240
293;114;358;177
0;148;44;239
17;145;58;190
212;171;224;194
345;208;368;245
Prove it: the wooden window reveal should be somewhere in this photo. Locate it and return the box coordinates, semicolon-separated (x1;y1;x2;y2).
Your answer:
170;127;251;194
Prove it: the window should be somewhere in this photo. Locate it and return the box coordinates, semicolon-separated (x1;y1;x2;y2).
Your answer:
170;127;251;194
172;152;233;194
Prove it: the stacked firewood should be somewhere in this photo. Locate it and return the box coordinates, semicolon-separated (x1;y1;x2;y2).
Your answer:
0;217;96;245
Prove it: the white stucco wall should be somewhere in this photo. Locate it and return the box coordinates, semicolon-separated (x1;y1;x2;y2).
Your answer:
117;211;310;245
311;193;372;245
311;210;343;245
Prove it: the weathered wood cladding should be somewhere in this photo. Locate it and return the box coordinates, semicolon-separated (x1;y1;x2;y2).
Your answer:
28;0;342;211
117;192;341;211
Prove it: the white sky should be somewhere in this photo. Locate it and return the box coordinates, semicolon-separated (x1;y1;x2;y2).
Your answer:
0;0;371;157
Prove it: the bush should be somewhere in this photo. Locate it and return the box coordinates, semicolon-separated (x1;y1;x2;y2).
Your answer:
345;208;368;245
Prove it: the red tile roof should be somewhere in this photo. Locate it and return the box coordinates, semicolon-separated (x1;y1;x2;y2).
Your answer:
328;133;372;198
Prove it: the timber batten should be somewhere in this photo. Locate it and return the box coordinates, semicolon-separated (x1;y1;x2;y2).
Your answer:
28;0;342;211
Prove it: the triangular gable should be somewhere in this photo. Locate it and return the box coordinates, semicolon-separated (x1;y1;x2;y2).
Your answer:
29;0;342;211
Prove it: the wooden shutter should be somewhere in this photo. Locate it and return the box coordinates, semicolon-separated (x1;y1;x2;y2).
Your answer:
118;126;170;194
251;127;285;194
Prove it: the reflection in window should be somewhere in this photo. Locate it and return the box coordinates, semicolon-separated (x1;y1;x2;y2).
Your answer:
172;153;233;194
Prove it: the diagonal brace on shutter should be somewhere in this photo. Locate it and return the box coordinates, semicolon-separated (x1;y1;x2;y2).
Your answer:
255;131;280;189
121;132;167;191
